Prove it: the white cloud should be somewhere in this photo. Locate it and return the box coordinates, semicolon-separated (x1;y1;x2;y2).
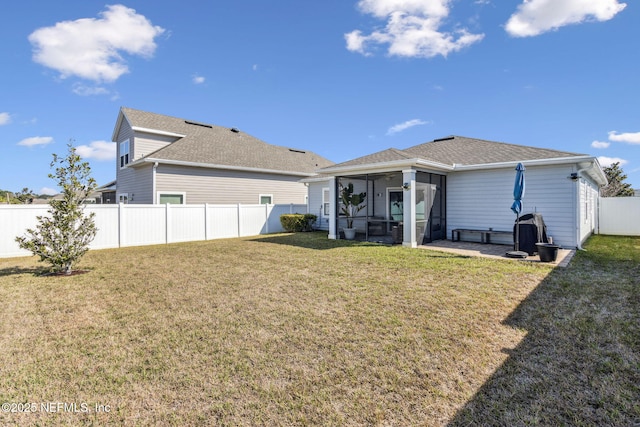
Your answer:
18;136;54;147
608;130;640;145
598;156;628;167
28;4;165;83
387;118;429;135
346;0;484;58
192;74;205;84
591;140;610;149
72;83;110;96
39;187;58;196
0;112;11;125
75;141;116;161
506;0;627;37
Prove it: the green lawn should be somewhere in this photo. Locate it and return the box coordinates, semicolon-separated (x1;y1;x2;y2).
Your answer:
0;233;638;426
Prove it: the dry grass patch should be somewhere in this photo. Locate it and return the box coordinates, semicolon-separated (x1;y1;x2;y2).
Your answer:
0;233;637;426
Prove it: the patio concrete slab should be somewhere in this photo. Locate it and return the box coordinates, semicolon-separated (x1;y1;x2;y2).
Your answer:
420;240;575;267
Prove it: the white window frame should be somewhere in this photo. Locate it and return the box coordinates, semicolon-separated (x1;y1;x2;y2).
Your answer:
119;139;130;168
157;192;186;204
322;187;330;216
259;194;273;205
118;193;129;204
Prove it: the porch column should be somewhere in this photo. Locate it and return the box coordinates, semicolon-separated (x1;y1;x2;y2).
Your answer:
402;169;417;248
328;177;338;239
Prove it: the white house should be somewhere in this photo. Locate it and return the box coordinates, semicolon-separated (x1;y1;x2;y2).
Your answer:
307;136;607;250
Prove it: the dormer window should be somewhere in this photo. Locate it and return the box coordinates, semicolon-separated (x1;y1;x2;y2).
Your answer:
120;139;130;168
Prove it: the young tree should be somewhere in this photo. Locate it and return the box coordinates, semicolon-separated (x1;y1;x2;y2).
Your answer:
16;143;98;274
601;162;634;197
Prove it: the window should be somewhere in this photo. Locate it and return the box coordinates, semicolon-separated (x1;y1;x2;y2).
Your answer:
259;194;273;205
322;188;330;216
158;193;185;204
119;139;130;168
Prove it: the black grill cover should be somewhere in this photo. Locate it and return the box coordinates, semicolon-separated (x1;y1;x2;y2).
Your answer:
514;213;549;255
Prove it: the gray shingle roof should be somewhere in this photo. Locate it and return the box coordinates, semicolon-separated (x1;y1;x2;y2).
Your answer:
405;135;584;165
121;107;334;175
326;135;586;170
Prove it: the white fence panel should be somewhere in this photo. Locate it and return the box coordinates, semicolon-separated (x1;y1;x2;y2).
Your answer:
169;205;206;243
208;205;240;239
240;205;269;237
1;203;311;258
87;205;120;249
0;205;49;257
121;205;167;247
599;197;640;236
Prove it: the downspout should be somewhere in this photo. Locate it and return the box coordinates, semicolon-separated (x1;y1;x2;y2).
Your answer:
152;162;159;204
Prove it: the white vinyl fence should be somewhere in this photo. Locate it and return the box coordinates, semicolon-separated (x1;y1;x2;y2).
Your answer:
0;203;308;258
598;197;640;236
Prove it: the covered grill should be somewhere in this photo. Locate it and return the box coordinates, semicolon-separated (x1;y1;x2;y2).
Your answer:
514;213;549;255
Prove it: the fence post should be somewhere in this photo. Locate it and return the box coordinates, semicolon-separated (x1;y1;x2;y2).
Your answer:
237;203;242;237
265;203;269;234
118;203;124;248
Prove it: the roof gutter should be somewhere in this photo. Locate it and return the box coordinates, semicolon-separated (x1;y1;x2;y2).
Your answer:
452;155;596;171
130;157;318;177
319;158;454;175
131;126;186;139
576;159;608;187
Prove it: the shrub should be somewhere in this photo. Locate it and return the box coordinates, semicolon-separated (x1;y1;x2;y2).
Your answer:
280;213;317;232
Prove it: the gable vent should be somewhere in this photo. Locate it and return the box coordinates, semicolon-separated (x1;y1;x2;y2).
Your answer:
230;128;240;133
185;120;213;128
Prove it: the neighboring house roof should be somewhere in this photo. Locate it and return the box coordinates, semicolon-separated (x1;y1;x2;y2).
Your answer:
319;135;607;186
96;180;116;191
115;107;334;176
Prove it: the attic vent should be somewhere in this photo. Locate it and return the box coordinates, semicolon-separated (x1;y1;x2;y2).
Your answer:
433;136;455;142
185;120;213;128
230;128;240;133
289;148;306;154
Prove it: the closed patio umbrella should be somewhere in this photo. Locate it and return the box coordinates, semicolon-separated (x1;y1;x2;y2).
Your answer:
506;163;528;258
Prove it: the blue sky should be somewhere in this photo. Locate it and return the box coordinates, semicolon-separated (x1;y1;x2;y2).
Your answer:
1;0;638;195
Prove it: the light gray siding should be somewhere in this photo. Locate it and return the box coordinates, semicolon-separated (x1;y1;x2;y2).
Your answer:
447;164;579;247
133;132;177;160
116;164;154;204
115;119;155;204
155;164;308;205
